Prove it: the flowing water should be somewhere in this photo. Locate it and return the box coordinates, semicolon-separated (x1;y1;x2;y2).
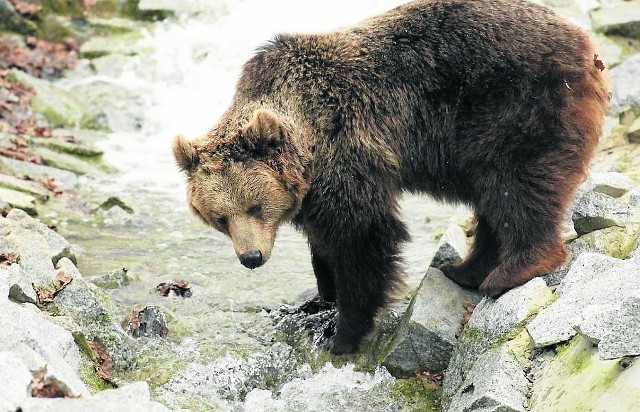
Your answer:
56;0;456;409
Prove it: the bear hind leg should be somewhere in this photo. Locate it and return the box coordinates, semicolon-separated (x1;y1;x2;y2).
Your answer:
311;251;336;303
478;186;569;297
440;215;499;288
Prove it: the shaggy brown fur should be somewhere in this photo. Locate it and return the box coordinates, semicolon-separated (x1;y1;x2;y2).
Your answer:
174;0;608;354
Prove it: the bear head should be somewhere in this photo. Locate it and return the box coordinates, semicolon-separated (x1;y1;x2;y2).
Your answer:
173;109;309;269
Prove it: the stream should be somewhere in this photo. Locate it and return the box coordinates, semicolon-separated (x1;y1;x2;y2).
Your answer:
55;0;456;409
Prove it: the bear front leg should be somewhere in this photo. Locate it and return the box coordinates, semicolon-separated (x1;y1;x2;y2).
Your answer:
327;218;409;355
311;250;337;302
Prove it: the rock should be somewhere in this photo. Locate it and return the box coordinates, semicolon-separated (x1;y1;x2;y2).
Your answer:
442;278;552;407
0;187;38;216
527;253;640;351
529;336;640;411
0;0;37;35
430;223;469;268
0;156;79;189
591;1;640;39
382;268;482;377
19;382;169;412
0;299;90;397
576;291;640;359
0;352;32;411
31;136;104;158
242;364;402;412
593;33;623;68
571;190;631;235
589;171;635;198
609;54;640;110
52;258;136;369
544;226;640;286
0;173;51;201
91;267;132;289
0;209;76;302
446;347;529;412
79;32;145;59
28;146;102;175
158;343;300;404
8;69;102;130
128;305;169;338
629;117;640;143
631;188;640;209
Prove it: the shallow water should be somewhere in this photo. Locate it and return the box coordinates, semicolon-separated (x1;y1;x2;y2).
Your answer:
57;0;455;408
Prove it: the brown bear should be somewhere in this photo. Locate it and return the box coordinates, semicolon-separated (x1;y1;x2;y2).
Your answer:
173;0;608;354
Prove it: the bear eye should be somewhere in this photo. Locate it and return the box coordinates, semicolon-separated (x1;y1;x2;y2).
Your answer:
247;204;262;217
217;216;228;227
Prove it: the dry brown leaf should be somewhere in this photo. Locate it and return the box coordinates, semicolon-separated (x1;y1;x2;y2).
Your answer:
416;370;445;387
30;365;78;398
0;251;19;268
88;338;116;386
32;270;73;304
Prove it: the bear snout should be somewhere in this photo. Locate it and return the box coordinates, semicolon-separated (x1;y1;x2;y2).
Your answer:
239;250;263;269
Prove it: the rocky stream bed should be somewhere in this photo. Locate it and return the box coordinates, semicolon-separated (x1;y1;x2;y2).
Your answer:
1;0;640;411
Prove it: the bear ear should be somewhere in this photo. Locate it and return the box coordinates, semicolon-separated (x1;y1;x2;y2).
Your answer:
173;135;199;173
240;109;287;155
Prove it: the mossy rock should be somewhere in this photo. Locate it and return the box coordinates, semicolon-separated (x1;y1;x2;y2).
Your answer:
529;336;640;411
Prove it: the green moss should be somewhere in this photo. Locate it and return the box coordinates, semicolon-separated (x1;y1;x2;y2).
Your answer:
602;228;639;259
529;336;632;412
391;377;442;411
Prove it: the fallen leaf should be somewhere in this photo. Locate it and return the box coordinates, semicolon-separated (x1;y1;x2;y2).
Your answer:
0;252;19;268
88;338;117;386
40;176;63;196
461;301;476;327
155;280;192;297
30;365;78;398
32;270;73;304
416;370;445;387
594;54;605;72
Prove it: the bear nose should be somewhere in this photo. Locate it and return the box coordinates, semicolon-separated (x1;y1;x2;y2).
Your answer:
239;250;263;269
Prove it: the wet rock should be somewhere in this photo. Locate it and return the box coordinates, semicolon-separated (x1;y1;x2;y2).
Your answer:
28;146;102;175
588;171;635;198
52;257;136;369
382;268;482;377
0;352;32;411
591;1;640;39
79;32;145;59
32;135;104;158
609;54;640;110
447;347;528;412
8;69;102;129
158;343;301;405
0;0;37;35
527;253;640;351
430;223;469;267
128;305;169;338
571;190;631;235
0;155;79;189
0;173;51;201
91;267;132;289
629;116;640;143
243;364;401;412
576;291;640;359
95;196;134;213
19;381;169;412
0;187;38;216
442;278;551;407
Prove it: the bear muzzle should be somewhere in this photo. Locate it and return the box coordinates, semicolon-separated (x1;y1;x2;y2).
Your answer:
239;250;263;269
